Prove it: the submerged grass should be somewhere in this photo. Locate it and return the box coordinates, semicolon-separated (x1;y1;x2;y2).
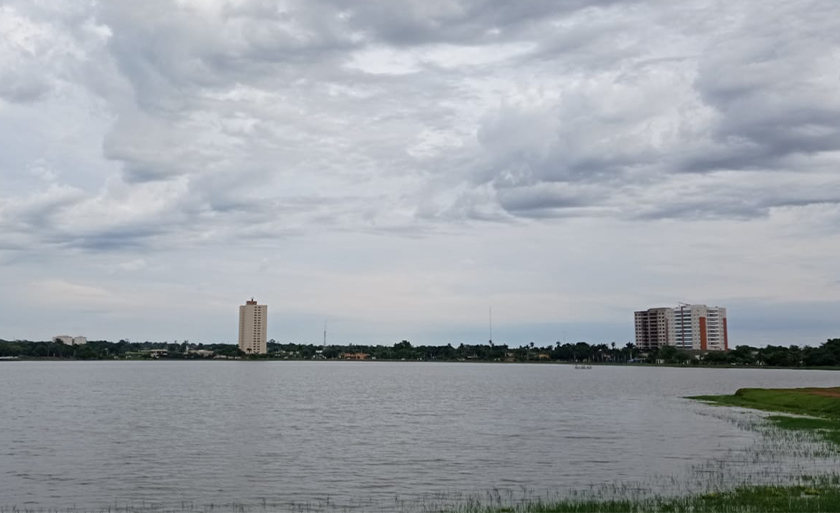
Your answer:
691;387;840;419
766;416;840;446
484;388;840;513
690;387;840;448
4;483;840;513
489;482;840;513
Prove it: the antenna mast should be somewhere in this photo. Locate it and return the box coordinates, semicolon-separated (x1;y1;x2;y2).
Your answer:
323;321;327;346
677;302;690;349
489;306;493;345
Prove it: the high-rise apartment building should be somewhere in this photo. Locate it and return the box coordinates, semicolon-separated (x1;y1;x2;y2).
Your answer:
634;304;728;351
634;308;675;350
673;304;728;351
238;299;267;355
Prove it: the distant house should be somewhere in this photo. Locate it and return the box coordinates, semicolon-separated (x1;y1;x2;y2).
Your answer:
53;335;87;346
537;353;551;360
187;349;214;357
340;352;369;360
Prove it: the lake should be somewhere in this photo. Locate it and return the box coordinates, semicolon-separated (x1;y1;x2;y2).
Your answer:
1;361;838;511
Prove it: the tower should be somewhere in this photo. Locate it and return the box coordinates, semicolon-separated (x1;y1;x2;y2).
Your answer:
238;298;267;355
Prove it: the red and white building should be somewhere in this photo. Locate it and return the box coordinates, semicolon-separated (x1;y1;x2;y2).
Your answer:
635;304;728;351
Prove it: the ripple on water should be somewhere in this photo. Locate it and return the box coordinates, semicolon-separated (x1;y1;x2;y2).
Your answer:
1;361;839;511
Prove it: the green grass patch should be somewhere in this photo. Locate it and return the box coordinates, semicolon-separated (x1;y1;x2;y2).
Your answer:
766;415;836;431
764;415;840;446
477;484;840;512
690;387;840;447
690;387;840;418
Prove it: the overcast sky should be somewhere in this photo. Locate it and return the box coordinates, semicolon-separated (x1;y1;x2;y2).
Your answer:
1;0;839;346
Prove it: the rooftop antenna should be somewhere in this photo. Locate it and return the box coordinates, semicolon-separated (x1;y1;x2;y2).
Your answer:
489;306;493;345
677;302;690;349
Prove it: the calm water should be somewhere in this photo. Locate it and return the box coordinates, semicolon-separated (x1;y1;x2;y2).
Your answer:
1;361;838;511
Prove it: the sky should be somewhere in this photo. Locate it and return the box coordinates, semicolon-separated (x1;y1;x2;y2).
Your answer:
1;0;839;347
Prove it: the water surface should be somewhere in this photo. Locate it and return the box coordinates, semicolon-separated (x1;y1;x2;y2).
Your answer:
1;361;838;510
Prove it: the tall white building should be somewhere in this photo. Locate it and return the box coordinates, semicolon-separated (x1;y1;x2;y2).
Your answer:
634;304;728;351
52;335;87;346
673;304;728;351
238;299;267;355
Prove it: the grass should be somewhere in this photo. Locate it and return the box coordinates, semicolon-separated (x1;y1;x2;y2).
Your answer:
690;387;840;449
495;483;840;513
765;415;840;446
690;387;840;418
4;484;840;513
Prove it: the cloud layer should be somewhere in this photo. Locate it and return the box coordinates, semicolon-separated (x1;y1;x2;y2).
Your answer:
1;0;839;344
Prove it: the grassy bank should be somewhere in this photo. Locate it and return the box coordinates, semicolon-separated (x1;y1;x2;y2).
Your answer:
690;387;840;447
691;387;840;417
489;482;840;513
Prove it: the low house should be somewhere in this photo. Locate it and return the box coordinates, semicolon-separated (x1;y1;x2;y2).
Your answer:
340;352;369;360
53;335;87;345
187;349;214;357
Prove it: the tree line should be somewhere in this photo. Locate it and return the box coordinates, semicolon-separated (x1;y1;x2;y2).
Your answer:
1;337;840;367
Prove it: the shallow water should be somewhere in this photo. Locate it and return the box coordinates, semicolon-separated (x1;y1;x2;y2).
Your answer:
1;361;838;511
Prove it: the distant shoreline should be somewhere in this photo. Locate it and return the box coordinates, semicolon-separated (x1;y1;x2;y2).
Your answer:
3;357;839;371
4;338;839;368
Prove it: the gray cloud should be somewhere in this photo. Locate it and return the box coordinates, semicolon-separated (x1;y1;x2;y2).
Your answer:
56;225;166;252
320;0;625;46
1;0;840;344
446;0;840;222
2;0;839;239
0;72;52;103
686;2;840;172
